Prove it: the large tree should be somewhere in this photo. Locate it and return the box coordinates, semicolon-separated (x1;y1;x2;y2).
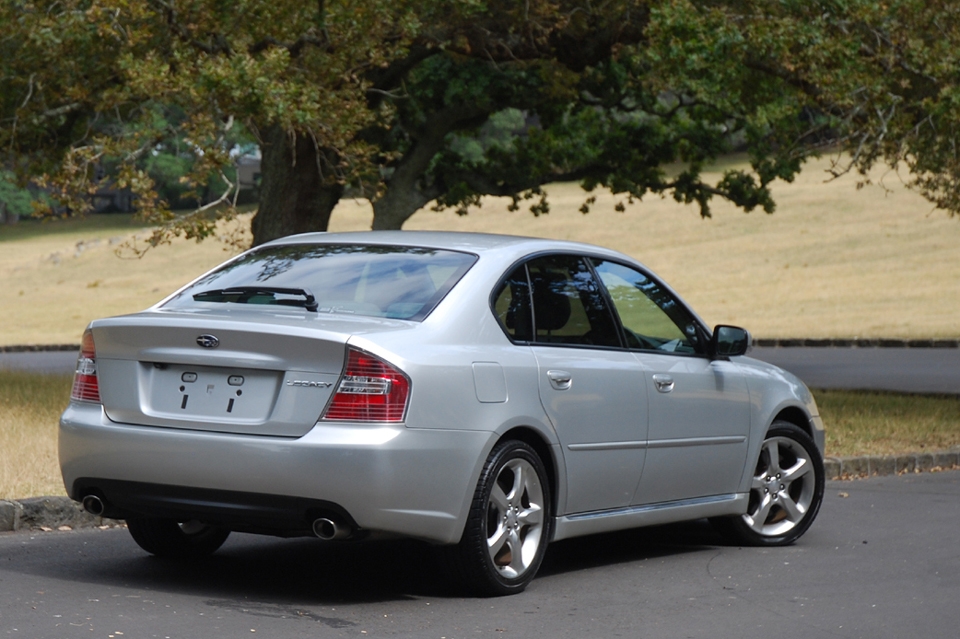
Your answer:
370;0;960;230
2;1;959;248
1;0;433;245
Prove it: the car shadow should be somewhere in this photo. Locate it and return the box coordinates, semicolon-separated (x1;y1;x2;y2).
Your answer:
539;518;726;578
2;519;727;604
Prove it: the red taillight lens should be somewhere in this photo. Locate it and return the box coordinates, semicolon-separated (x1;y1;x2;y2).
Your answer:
322;348;410;423
71;329;101;403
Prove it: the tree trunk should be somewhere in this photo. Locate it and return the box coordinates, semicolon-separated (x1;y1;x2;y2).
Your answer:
251;125;344;246
371;104;489;230
371;179;435;230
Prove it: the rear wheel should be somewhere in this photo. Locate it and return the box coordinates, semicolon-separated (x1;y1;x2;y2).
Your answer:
714;422;824;546
126;518;230;558
451;440;552;596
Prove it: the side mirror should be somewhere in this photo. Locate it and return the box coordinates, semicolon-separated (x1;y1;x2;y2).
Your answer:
711;325;751;358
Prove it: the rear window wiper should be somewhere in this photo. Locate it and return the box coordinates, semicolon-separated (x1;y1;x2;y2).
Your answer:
192;286;319;312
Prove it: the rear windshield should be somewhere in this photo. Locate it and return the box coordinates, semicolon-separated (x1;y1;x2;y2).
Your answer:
163;244;478;321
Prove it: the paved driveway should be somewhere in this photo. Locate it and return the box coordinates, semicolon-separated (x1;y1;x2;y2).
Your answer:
0;350;77;374
1;470;958;638
750;346;960;394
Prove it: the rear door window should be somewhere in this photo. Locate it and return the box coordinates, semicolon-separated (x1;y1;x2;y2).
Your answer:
492;255;621;347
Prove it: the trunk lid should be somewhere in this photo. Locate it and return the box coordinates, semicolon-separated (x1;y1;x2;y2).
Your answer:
90;310;413;437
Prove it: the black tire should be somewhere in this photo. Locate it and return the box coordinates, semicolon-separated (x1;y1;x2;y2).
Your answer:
713;421;824;546
451;440;553;596
126;518;231;558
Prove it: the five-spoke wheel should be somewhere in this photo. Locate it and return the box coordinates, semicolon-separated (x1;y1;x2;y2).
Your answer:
452;440;552;596
714;421;824;546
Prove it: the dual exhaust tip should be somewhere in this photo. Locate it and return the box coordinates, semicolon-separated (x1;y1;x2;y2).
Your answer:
312;516;351;541
81;494;106;517
81;493;352;540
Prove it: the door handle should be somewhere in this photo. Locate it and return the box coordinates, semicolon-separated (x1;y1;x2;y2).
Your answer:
547;370;572;391
652;374;675;393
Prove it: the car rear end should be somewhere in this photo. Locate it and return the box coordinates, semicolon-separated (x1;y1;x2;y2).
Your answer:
59;236;494;544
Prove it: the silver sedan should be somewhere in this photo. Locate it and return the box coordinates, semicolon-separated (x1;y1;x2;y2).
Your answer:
60;231;825;596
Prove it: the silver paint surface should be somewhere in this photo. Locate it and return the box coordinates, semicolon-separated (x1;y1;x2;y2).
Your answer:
60;231;822;544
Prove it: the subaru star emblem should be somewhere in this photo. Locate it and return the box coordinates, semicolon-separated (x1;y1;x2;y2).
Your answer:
196;334;220;349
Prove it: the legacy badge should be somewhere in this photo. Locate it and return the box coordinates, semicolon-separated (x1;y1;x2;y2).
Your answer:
287;380;333;388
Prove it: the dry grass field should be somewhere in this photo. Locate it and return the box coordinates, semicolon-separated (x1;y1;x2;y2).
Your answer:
0;372;72;498
3;156;959;346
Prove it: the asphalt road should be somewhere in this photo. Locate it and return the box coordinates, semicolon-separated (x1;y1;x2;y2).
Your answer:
1;470;958;638
750;346;960;395
0;350;77;375
3;346;959;394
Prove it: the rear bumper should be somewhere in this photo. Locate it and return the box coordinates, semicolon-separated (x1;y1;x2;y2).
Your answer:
60;402;494;544
71;478;355;538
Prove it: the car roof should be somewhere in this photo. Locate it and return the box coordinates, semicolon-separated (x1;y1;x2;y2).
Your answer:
265;230;633;264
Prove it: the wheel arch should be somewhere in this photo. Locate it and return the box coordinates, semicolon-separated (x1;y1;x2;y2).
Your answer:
772;405;814;440
495;426;560;520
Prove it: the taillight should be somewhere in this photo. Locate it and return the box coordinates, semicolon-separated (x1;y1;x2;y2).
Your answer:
71;329;101;403
322;348;410;423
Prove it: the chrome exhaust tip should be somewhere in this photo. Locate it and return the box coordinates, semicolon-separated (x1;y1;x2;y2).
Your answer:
312;517;351;540
81;494;105;517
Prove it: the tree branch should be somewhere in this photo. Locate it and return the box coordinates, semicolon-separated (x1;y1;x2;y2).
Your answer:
247;32;331;57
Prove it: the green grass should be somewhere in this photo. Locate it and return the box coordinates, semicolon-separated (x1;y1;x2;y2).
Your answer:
818;390;960;458
1;369;956;500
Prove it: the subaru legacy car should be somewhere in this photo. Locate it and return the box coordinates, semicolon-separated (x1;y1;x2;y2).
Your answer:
60;231;825;596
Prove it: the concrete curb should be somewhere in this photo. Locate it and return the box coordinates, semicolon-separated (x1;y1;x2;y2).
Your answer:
823;448;960;480
3;450;959;534
0;497;122;533
0;344;80;353
754;338;960;348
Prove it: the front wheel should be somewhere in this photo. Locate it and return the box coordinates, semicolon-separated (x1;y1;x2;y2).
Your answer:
451;440;552;596
126;518;231;558
714;422;824;546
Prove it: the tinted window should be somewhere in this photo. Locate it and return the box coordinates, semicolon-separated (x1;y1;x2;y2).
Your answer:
492;265;533;341
592;260;701;354
527;255;620;347
164;244;477;321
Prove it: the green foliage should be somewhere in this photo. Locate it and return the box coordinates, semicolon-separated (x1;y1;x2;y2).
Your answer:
0;171;35;218
683;0;960;214
2;0;960;243
1;0;432;245
427;32;809;220
418;0;960;224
